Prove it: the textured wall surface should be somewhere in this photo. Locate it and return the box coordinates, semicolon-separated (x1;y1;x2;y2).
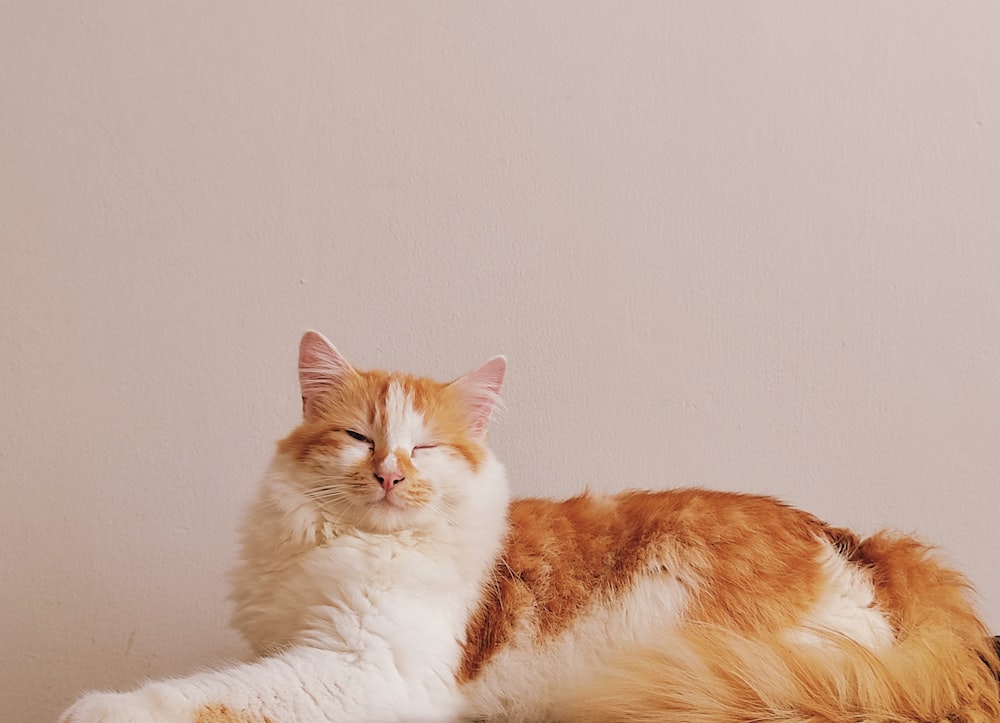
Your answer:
2;3;999;721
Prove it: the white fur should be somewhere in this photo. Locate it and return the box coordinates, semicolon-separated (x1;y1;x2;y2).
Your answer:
787;541;895;652
462;542;896;722
461;572;690;721
382;379;425;454
64;403;510;722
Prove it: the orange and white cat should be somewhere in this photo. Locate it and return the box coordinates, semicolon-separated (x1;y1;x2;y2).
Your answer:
63;331;999;722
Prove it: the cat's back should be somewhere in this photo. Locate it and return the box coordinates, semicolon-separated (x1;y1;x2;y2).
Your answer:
461;488;844;677
507;486;844;562
461;488;1000;721
458;487;896;719
503;487;852;631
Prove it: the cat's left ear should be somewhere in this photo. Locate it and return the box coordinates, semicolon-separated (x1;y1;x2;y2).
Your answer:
451;356;506;438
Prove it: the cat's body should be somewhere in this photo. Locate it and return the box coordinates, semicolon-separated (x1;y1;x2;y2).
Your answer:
63;332;1000;722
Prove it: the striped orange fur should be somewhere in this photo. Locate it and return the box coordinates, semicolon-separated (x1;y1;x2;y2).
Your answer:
460;490;1000;721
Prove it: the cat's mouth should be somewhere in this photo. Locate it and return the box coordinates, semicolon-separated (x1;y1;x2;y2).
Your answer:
373;491;406;509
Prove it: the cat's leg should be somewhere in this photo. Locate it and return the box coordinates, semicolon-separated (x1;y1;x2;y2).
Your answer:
61;644;464;723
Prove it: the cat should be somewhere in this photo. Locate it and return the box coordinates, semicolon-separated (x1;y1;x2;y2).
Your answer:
62;330;1000;722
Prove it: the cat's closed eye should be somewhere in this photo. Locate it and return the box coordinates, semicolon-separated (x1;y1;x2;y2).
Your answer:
345;430;371;444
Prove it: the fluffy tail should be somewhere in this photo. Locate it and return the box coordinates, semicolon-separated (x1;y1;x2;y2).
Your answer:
559;533;999;722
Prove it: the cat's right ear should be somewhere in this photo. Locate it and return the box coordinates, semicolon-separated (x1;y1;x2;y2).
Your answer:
298;331;355;421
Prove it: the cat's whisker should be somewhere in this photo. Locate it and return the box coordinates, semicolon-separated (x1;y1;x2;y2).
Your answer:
435;500;462;528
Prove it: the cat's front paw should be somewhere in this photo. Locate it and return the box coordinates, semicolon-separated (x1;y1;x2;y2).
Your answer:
60;684;192;723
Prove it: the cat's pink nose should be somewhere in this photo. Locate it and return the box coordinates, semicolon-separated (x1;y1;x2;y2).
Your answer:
374;467;405;492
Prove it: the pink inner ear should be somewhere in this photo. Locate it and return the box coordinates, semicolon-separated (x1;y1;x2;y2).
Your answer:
454;355;506;436
298;331;354;418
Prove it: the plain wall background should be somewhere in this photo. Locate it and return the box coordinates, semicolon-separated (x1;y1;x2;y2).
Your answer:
3;3;999;721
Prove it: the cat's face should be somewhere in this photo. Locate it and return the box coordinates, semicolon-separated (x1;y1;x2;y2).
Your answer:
278;331;505;534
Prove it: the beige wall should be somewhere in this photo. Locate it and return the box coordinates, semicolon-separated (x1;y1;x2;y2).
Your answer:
3;3;999;721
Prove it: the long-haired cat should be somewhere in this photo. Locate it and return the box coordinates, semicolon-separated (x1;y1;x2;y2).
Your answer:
63;331;1000;722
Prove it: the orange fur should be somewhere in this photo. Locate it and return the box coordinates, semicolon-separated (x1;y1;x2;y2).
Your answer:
461;489;1000;720
280;368;485;477
194;704;271;723
462;489;841;679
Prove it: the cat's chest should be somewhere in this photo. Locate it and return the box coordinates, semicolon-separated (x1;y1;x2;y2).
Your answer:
271;533;472;651
286;532;472;615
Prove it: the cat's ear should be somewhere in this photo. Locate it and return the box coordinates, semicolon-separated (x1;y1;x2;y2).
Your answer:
298;331;355;421
450;356;506;438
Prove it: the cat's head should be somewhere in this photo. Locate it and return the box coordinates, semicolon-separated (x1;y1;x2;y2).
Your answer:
277;331;506;534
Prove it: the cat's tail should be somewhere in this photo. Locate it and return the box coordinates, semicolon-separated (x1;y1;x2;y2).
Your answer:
557;532;1000;722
